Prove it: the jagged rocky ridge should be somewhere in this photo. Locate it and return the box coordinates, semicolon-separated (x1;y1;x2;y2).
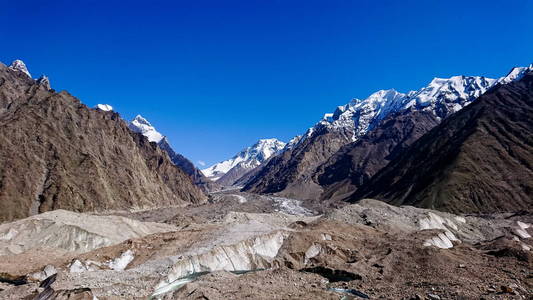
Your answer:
0;60;206;222
128;115;220;192
243;74;498;199
351;69;533;213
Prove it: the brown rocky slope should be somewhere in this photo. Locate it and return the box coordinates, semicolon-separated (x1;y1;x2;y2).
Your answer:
0;62;206;222
157;137;220;192
242;126;353;199
315;109;440;201
351;71;533;213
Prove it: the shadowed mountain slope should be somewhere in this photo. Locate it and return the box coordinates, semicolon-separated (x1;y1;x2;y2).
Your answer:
243;76;496;200
351;71;533;213
315;109;440;201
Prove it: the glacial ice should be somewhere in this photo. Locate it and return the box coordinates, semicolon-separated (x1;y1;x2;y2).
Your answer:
108;249;135;271
155;231;287;292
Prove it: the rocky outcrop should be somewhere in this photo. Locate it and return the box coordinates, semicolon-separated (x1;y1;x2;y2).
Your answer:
36;75;51;90
351;72;533;213
0;62;206;222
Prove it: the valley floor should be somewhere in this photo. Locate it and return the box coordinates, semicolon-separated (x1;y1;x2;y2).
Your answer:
0;192;531;300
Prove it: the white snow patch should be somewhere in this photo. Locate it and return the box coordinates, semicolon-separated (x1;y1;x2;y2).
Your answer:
95;104;113;111
151;276;196;298
497;64;533;85
29;265;57;281
108;249;134;271
454;216;466;223
419;212;458;231
9;60;31;77
128;115;164;143
419;213;461;249
0;228;18;241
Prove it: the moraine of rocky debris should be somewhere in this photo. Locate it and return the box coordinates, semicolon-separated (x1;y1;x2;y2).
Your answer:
0;194;530;299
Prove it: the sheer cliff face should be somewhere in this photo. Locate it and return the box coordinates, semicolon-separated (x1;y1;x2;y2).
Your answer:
351;72;533;213
0;63;206;222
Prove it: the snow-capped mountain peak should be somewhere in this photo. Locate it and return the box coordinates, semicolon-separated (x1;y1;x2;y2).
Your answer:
95;104;113;111
497;64;533;85
403;75;497;117
250;138;287;161
297;74;499;147
9;60;31;78
202;138;286;180
307;88;407;142
128;115;164;143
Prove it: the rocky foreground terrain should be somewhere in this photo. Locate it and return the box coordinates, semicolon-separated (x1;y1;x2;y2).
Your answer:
0;191;531;300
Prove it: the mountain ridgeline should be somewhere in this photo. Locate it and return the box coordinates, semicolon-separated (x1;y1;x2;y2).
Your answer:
242;65;533;213
350;70;533;213
1;57;531;222
0;61;206;222
242;75;497;200
127;115;220;192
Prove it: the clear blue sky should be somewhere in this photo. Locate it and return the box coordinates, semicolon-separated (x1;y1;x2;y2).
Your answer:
1;0;532;167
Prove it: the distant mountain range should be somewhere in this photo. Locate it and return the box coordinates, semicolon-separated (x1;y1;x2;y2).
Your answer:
242;64;533;213
351;69;533;213
2;58;530;218
202;138;286;186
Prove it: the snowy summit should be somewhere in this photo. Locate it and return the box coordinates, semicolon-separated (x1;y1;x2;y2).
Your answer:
202;138;286;181
95;104;113;111
9;60;31;78
128;115;164;143
297;74;498;145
